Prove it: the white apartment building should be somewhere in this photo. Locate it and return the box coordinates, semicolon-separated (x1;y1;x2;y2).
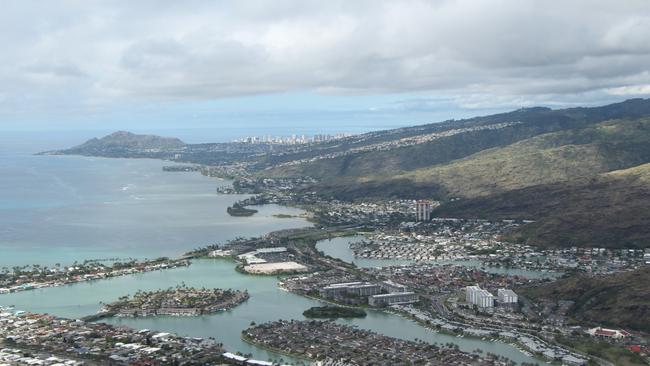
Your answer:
497;288;518;304
465;285;494;308
415;200;433;221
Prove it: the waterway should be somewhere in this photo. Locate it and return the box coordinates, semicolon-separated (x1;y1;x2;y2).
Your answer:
0;260;542;365
316;235;561;279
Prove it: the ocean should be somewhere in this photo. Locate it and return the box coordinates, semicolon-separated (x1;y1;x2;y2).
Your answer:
0;132;308;267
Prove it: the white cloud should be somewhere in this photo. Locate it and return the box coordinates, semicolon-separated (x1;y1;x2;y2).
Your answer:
607;84;650;96
1;0;650;120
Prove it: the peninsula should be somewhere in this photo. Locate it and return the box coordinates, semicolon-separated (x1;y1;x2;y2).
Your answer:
227;203;258;217
0;258;189;295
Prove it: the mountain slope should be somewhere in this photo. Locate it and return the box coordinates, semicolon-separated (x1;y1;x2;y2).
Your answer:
263;98;650;180
435;163;650;248
309;117;650;200
299;114;650;248
520;267;650;332
402;118;650;198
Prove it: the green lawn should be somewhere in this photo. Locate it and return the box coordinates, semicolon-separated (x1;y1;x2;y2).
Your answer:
557;336;647;366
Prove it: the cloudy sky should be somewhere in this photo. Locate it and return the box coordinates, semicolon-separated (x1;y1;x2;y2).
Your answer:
2;0;650;140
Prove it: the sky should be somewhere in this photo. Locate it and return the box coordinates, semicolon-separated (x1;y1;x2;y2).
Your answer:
1;0;650;142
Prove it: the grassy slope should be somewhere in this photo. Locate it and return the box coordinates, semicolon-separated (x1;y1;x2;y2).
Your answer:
403;118;650;197
309;120;650;248
311;118;650;199
520;267;650;332
435;163;650;248
273;101;650;249
557;337;647;366
264;99;650;180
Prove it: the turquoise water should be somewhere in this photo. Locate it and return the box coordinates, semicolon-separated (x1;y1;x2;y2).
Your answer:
0;260;541;365
317;235;560;279
316;236;414;267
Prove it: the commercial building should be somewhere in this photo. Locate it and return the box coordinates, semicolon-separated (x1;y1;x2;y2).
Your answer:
415;200;433;221
320;282;382;298
369;292;419;306
381;280;408;293
465;285;494;308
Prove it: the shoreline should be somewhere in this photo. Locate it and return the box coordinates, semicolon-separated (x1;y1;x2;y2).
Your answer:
240;333;312;364
0;259;191;295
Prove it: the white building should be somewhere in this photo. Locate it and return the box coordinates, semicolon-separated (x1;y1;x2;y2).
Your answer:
320;282;382;298
497;289;518;304
586;327;630;340
381;280;408;293
465;285;481;304
465;285;494;308
415;200;433;221
255;247;287;254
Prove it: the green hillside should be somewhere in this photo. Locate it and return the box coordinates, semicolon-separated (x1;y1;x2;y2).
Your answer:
435;164;650;248
403;118;650;198
263;99;650;180
520;267;650;332
302;117;650;248
309;118;650;200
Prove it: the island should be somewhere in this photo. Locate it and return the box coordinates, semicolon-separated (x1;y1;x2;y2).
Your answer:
227;203;258;217
87;286;249;320
303;305;366;319
272;214;296;219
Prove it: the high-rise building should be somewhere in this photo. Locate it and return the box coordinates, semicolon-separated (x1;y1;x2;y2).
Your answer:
415;200;433;221
497;289;518;304
465;285;494;308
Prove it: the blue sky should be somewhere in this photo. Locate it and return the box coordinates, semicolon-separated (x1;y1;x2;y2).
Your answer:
1;1;649;142
4;92;506;137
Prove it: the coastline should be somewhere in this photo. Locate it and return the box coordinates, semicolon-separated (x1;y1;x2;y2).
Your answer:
1;152;572;365
0;259;191;295
240;333;312;364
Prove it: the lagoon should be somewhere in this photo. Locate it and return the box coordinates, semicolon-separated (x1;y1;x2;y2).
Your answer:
0;259;541;365
317;235;560;279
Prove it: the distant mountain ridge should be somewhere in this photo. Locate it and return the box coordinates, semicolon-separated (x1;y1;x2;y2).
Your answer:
262;98;650;179
45;98;650;248
260;98;650;248
88;130;185;149
40;130;288;164
72;131;182;152
40;131;186;158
